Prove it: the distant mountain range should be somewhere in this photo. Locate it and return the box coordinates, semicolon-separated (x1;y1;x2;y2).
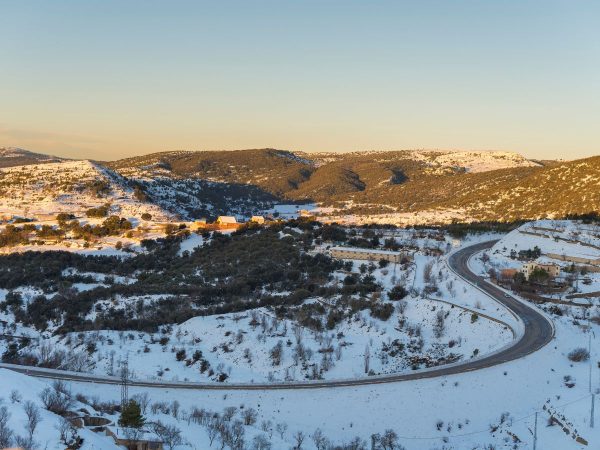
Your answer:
0;147;64;168
0;147;598;224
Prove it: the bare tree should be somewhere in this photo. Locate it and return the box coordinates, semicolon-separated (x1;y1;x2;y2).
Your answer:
0;406;13;449
10;390;22;404
364;345;370;374
40;383;74;415
252;433;271;450
23;401;41;440
224;420;245;450
260;419;273;438
423;261;434;284
56;416;82;448
206;416;223;446
380;429;401;450
270;341;283;366
276;422;288;439
171;400;180;419
223;406;237;421
152;420;183;450
433;310;446;339
293;431;306;449
293;325;303;345
242;407;257;426
311;428;330;450
345;436;367;449
132;392;150;415
15;433;38;450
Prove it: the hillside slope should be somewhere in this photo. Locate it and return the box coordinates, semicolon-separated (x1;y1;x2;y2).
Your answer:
0;160;170;220
0;147;64;168
1;147;598;223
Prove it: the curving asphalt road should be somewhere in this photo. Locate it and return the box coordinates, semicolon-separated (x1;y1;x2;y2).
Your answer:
0;240;554;390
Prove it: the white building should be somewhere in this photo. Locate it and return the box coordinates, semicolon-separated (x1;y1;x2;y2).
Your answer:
520;261;560;279
215;216;238;225
329;246;409;264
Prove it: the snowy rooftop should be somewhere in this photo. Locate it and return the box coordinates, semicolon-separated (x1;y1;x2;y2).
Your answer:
330;246;402;256
107;426;162;442
216;216;237;223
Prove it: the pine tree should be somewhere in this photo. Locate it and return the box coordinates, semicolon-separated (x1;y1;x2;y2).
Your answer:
119;400;145;428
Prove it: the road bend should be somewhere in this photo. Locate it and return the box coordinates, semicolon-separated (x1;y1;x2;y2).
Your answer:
0;240;554;390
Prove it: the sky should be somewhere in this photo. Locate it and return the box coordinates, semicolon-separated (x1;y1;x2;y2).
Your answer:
1;0;599;161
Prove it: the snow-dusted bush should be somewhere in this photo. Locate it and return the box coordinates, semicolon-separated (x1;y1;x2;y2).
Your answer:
567;347;590;362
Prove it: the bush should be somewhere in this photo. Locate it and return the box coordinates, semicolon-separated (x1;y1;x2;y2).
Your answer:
40;381;74;415
388;285;408;301
370;303;394;321
568;347;589;362
86;205;109;218
56;213;76;223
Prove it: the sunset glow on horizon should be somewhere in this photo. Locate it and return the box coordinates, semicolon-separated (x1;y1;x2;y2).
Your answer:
1;0;599;160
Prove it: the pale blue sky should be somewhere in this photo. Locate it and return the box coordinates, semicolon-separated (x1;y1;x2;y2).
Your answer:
1;1;598;160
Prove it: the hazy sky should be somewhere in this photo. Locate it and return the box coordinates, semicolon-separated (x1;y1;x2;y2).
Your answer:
1;1;599;160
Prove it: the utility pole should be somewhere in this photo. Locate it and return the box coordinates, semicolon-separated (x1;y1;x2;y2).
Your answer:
589;330;593;394
588;302;593;394
533;412;538;450
120;356;129;408
591;394;595;429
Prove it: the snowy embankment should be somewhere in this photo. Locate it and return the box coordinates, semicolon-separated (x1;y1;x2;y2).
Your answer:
0;369;120;450
65;305;600;450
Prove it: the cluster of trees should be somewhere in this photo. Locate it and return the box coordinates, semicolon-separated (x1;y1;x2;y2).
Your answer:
85;204;110;218
0;225;30;247
0;215;134;248
0;381;82;450
83;180;111;197
514;246;542;260
0;227;347;333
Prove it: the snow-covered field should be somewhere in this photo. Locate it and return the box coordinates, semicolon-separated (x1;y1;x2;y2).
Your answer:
1;220;600;449
0;159;171;220
1;230;513;385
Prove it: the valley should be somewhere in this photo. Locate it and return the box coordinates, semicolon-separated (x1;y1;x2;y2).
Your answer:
0;148;599;449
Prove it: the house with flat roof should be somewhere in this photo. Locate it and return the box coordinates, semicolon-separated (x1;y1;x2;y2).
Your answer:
215;216;240;230
329;246;410;264
520;261;560;280
105;426;163;450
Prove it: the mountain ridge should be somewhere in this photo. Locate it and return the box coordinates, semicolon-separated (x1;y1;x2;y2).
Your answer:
0;147;598;224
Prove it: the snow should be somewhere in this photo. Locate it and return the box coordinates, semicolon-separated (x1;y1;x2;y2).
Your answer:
3;220;600;448
0;369;120;450
0;159;171;221
177;233;204;256
263;203;318;219
329;246;403;256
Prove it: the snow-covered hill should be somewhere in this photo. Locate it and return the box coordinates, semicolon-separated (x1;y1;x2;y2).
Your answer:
1;146;597;224
0;146;64;168
0;160;171;220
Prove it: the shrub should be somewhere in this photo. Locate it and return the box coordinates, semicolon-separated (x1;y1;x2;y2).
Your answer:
388;285;408;301
39;381;74;415
86;205;109;218
370;303;394;321
568;347;589;362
